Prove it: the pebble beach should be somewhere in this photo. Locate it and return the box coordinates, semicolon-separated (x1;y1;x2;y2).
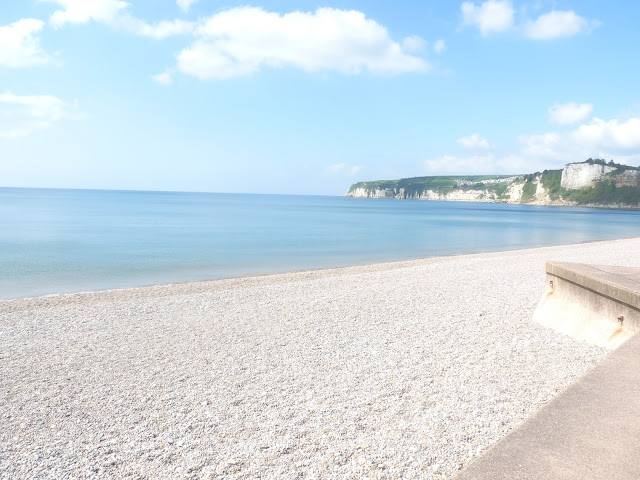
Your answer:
2;237;640;479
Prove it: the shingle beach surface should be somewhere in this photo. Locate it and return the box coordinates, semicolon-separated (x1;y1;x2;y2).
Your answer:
2;238;639;479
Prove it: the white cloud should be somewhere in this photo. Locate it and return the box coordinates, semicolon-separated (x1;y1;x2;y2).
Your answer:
518;132;563;160
433;39;446;53
0;92;75;138
0;18;51;67
461;0;514;36
402;35;426;53
119;17;196;39
175;7;428;80
151;70;173;85
520;116;640;164
41;0;195;38
524;11;597;40
572;117;640;151
42;0;129;28
326;163;362;177
41;4;427;81
177;0;199;12
548;102;593;125
461;3;598;40
457;133;490;149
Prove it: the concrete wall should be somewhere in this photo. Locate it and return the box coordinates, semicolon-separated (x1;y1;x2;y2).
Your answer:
533;262;640;348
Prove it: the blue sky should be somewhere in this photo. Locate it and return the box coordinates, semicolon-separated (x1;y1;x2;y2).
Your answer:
1;1;639;195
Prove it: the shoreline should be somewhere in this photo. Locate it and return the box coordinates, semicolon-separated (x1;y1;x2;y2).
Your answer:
3;237;640;478
3;235;640;305
346;195;640;210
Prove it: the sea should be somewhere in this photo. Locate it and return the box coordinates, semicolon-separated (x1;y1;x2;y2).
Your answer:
2;187;640;300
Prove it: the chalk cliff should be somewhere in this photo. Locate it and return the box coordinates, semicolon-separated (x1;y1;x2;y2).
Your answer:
613;169;640;188
346;177;551;204
561;163;616;190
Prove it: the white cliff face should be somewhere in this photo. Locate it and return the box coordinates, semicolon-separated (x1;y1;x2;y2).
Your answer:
424;190;498;202
346;176;561;205
614;170;640;187
561;163;616;190
503;178;550;204
346;187;398;198
533;180;551;203
504;182;524;202
346;188;501;202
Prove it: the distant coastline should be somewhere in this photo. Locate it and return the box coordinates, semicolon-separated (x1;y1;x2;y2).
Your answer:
346;159;640;208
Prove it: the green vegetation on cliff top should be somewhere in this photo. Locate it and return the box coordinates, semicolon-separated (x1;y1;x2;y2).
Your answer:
574;158;639;171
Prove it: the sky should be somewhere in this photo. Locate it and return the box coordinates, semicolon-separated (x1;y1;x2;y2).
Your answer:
1;0;639;195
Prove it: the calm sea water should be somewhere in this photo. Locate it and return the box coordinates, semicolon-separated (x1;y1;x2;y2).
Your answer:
2;187;640;299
